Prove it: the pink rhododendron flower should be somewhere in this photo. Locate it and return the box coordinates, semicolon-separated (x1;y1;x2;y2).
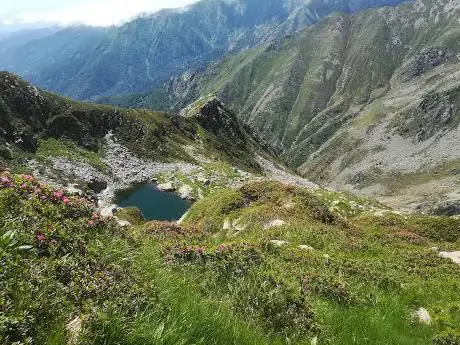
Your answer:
50;239;57;245
0;177;10;184
36;233;45;241
20;183;28;189
53;191;64;199
22;175;34;181
88;220;95;226
217;244;226;252
62;197;70;204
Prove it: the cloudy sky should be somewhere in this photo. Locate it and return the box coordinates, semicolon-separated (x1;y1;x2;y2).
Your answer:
0;0;198;28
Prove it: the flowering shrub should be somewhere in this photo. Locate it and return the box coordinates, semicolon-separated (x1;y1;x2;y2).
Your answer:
0;172;94;214
145;221;203;239
165;242;263;280
0;172;154;345
300;273;359;305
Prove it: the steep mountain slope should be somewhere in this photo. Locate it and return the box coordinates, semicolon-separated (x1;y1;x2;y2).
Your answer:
0;0;405;100
129;0;460;213
0;72;261;199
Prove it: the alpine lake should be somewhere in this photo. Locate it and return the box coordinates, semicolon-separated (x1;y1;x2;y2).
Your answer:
115;183;190;221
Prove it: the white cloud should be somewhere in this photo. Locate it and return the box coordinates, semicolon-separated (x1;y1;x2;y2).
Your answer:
12;0;198;27
2;20;14;25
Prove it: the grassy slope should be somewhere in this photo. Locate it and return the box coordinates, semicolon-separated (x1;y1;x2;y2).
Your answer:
2;173;459;344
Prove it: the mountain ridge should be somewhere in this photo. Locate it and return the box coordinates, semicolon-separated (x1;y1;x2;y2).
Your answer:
0;0;406;100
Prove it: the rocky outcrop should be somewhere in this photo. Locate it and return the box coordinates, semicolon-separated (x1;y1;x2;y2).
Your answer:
88;178;108;193
401;47;454;82
180;95;261;172
178;184;194;200
157;182;176;192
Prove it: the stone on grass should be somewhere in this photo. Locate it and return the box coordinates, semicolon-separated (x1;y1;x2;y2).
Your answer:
264;219;286;229
299;245;315;251
439;251;460;264
157;182;176;192
114;217;132;228
413;307;432;325
222;218;233;230
100;204;119;218
66;316;82;345
283;200;295;209
269;240;288;247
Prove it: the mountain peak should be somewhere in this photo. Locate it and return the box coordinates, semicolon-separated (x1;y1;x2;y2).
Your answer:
180;94;242;139
180;94;226;118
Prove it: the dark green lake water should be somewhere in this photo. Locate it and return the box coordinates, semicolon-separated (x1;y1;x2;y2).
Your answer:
116;184;190;221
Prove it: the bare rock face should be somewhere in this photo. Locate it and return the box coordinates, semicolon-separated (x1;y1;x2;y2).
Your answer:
401;47;453;82
181;96;243;141
180;95;261;172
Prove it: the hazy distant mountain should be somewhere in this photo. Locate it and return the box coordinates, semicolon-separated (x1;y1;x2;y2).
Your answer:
0;0;405;100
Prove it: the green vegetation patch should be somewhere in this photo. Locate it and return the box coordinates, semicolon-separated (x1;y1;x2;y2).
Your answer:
1;175;459;344
36;138;106;171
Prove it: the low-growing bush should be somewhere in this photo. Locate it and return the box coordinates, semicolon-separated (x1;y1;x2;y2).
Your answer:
235;275;320;338
164;242;263;280
0;172;155;344
433;331;460;345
